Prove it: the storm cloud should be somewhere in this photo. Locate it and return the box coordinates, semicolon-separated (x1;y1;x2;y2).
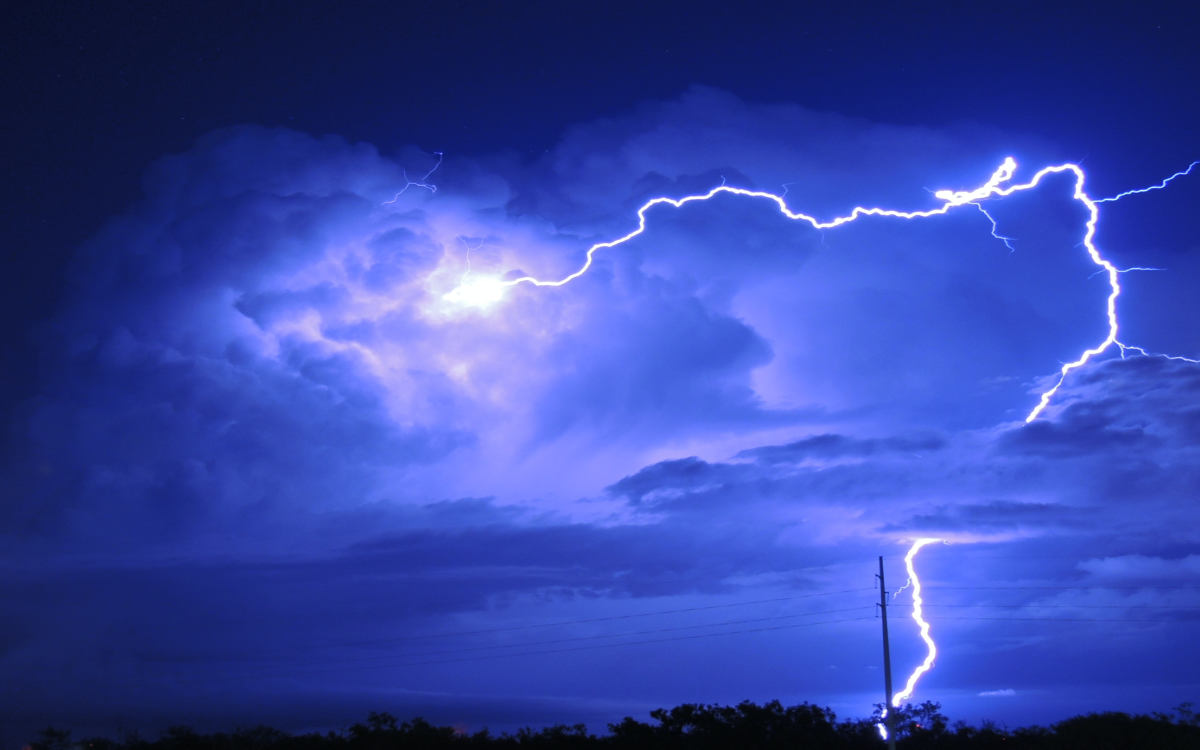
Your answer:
3;87;1198;742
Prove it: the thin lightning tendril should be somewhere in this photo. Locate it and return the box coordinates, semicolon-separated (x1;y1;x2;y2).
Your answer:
383;151;444;204
447;157;1198;422
970;202;1017;252
446;237;504;307
1091;265;1164;279
1117;344;1199;363
1095;160;1198;203
459;236;479;283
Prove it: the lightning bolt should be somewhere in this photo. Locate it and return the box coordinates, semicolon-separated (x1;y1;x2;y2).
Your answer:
878;537;942;741
445;157;1198;422
892;538;941;706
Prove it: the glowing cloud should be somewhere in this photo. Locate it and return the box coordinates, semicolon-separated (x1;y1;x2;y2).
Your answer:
443;276;507;308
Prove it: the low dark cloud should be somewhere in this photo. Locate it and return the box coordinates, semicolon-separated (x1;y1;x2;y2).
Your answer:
605;457;745;506
883;500;1080;533
737;432;946;464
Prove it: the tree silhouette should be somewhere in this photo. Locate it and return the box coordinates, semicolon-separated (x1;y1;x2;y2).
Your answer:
24;700;1200;749
30;727;72;750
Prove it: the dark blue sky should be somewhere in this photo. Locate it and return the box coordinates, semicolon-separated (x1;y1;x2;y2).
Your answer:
3;1;1199;744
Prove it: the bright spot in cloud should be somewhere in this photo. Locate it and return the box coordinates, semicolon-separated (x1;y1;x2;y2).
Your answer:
978;689;1017;698
443;277;507;308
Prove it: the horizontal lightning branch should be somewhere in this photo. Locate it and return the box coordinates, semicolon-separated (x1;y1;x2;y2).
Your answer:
1095;161;1198;203
444;158;1198;422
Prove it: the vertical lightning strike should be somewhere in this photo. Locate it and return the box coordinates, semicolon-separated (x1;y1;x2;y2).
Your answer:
1020;166;1111;422
877;538;942;742
443;157;1197;421
892;538;941;707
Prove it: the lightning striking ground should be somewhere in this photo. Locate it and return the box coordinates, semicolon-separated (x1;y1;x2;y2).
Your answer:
446;157;1198;422
878;538;942;742
892;538;942;707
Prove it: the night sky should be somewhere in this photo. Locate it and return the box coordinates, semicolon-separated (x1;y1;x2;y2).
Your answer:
4;1;1199;744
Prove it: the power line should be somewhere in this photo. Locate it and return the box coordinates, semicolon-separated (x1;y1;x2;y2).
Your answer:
153;614;877;686
183;592;877;672
256;588;875;657
117;553;1200;699
255;614;873;672
931;619;1185;624
384;614;877;668
296;605;877;666
378;587;875;643
932;584;1200;592
927;603;1200;611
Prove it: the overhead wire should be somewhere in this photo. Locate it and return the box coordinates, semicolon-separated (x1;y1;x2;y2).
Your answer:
285;605;877;667
237;613;879;677
140;611;877;689
927;603;1200;611
119;576;1200;693
177;587;877;675
381;587;875;642
934;615;1192;624
931;584;1200;592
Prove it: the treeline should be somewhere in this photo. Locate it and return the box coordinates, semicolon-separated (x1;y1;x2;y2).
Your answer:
30;700;1200;750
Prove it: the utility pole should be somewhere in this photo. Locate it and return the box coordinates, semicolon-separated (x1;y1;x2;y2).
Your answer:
878;556;897;750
